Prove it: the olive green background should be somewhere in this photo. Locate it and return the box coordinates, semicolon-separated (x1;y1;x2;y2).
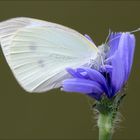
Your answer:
0;0;139;140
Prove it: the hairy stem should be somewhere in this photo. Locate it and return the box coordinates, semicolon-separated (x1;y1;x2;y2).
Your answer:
95;94;125;140
98;113;114;140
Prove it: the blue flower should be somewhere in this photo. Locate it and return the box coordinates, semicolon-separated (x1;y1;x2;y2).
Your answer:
62;32;135;100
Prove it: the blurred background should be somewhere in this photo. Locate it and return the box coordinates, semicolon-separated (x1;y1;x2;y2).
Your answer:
0;0;139;140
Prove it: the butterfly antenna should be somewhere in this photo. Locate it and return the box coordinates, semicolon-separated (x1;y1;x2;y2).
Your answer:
108;28;140;44
129;28;140;33
105;29;111;44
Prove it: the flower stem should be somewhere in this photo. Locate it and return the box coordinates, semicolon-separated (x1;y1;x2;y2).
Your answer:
98;113;113;140
95;94;125;140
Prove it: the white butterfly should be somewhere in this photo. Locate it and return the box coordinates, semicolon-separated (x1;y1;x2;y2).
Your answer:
0;17;99;93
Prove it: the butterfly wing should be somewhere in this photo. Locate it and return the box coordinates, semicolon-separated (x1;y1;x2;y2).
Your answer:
0;17;98;92
0;17;60;56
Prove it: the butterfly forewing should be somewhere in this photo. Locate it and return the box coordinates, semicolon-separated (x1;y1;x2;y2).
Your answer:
0;17;98;92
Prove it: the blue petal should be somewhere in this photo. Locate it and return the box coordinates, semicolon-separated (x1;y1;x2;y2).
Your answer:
62;78;104;95
126;33;135;80
110;52;125;95
110;33;129;95
114;33;135;83
100;65;113;73
76;67;109;95
108;32;122;57
107;32;135;97
66;68;85;78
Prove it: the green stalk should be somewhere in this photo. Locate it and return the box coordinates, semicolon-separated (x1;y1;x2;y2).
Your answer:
95;94;125;140
98;113;113;140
